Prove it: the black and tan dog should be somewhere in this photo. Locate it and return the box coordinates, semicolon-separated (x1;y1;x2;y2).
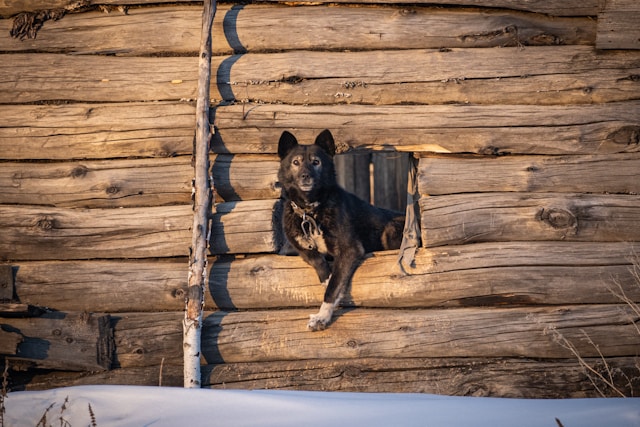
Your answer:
278;129;405;331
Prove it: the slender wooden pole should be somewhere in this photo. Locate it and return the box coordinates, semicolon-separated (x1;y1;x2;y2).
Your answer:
183;0;216;389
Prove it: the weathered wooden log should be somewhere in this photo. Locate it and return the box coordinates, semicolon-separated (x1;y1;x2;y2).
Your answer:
202;357;640;397
14;260;188;312
0;5;596;54
12;357;639;398
210;199;282;255
3;47;639;106
0;54;197;103
3;312;113;371
0;264;13;300
596;0;640;50
0;328;22;355
0;158;192;208
212;101;640;155
214;47;640;106
250;0;604;16
11;242;640;312
110;304;640;368
0;205;191;261
418;153;640;196
211;154;281;202
0;102;194;160
420;193;640;247
0;0;605;18
111;311;184;369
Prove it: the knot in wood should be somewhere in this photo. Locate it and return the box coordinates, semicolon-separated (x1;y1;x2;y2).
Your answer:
346;339;359;348
608;126;640;146
105;184;120;195
537;207;577;231
70;165;88;178
34;216;56;231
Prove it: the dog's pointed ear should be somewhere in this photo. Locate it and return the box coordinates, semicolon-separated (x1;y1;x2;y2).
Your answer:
278;131;298;159
314;129;336;157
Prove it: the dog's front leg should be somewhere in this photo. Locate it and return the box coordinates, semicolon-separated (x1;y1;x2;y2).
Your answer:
308;245;363;331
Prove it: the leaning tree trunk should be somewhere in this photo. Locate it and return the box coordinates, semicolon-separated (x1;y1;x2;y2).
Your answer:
183;0;216;389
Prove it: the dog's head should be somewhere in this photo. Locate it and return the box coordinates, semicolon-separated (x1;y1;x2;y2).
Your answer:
277;129;337;200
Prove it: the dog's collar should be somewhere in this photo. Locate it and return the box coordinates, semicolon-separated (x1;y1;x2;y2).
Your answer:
290;201;320;217
290;201;322;250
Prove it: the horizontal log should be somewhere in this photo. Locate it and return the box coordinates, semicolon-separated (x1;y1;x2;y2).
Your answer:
217;47;640;106
418;153;640;195
12;357;639;398
420;193;640;247
3;312;113;371
204;305;640;362
0;54;197;103
211;154;281;202
111;304;640;368
0;5;596;54
203;357;639;397
14;260;189;312
0;158;192;208
3;47;639;106
11;242;640;312
251;1;604;16
596;0;640;50
0;102;194;160
213;101;640;155
0;205;191;261
0;0;604;18
210;199;282;255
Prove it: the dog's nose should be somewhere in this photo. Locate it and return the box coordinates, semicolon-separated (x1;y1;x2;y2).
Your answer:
300;172;310;180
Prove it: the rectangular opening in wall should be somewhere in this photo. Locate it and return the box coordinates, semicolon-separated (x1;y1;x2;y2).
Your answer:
335;151;410;213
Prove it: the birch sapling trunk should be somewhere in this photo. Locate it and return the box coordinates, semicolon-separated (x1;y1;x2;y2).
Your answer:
183;0;216;389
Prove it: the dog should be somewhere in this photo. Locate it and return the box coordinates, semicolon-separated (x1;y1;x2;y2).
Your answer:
277;129;405;331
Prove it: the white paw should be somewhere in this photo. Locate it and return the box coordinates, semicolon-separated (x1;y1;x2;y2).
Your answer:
307;302;334;331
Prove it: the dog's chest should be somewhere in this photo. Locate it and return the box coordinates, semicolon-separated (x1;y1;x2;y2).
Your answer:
294;227;328;254
289;205;329;254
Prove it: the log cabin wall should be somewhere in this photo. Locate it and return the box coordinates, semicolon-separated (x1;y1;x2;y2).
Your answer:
0;0;639;397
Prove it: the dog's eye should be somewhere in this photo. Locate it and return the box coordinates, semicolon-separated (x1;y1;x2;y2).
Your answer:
312;159;320;166
292;159;300;166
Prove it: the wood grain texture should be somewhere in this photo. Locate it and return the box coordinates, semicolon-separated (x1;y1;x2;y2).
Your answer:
0;102;195;160
0;205;191;261
109;304;640;368
11;242;640;312
14;357;639;398
0;5;595;54
0;158;192;208
0;54;198;103
210;199;282;255
4;312;113;371
213;101;640;155
211;154;281;202
418;153;640;196
227;1;604;16
596;0;640;50
202;357;639;397
3;47;638;106
0;0;604;19
216;47;640;105
420;193;640;247
14;260;189;312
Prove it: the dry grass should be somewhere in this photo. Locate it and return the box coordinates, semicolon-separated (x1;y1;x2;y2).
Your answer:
545;253;640;398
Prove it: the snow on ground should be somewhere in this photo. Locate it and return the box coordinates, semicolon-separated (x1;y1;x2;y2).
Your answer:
3;385;639;427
